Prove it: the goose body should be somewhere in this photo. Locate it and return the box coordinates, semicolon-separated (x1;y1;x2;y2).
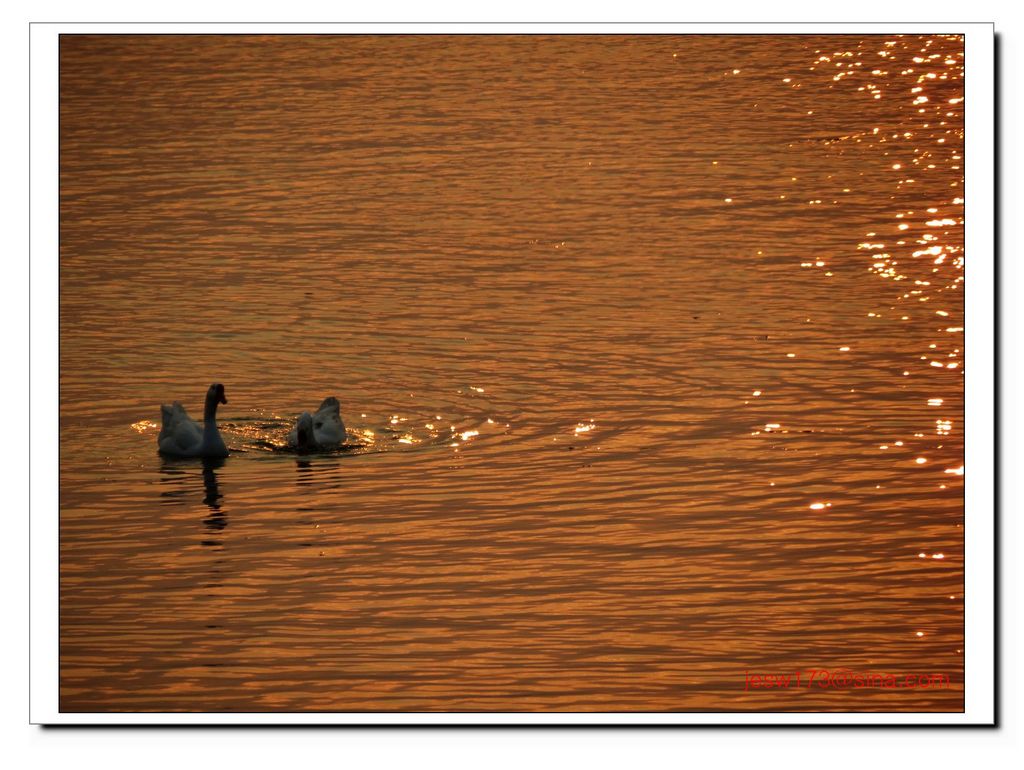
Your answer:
158;383;229;458
287;397;346;450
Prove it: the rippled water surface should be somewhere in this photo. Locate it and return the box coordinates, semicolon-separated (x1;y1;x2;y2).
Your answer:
59;34;966;712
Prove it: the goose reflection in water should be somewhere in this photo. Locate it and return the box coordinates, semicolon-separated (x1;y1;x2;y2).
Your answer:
293;456;349;492
295;458;315;487
157;457;228;536
200;457;227;534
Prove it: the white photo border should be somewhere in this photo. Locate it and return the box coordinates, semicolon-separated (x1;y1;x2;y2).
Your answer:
30;21;996;725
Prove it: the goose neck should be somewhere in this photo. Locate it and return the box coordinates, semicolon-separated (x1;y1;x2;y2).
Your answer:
204;392;221;424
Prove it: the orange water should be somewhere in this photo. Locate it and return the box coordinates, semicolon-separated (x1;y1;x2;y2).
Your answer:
59;34;965;712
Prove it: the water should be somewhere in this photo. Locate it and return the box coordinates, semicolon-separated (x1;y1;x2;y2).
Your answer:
59;34;965;712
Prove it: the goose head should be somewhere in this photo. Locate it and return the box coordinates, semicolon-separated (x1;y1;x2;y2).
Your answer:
203;383;228;422
209;383;228;405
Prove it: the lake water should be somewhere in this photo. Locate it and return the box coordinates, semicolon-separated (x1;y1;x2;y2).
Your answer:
58;34;965;713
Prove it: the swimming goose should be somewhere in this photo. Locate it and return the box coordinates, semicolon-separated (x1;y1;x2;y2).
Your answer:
287;397;346;450
157;383;229;458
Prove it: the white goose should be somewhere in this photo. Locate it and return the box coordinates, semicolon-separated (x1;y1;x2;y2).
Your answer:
157;383;229;458
287;397;346;450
